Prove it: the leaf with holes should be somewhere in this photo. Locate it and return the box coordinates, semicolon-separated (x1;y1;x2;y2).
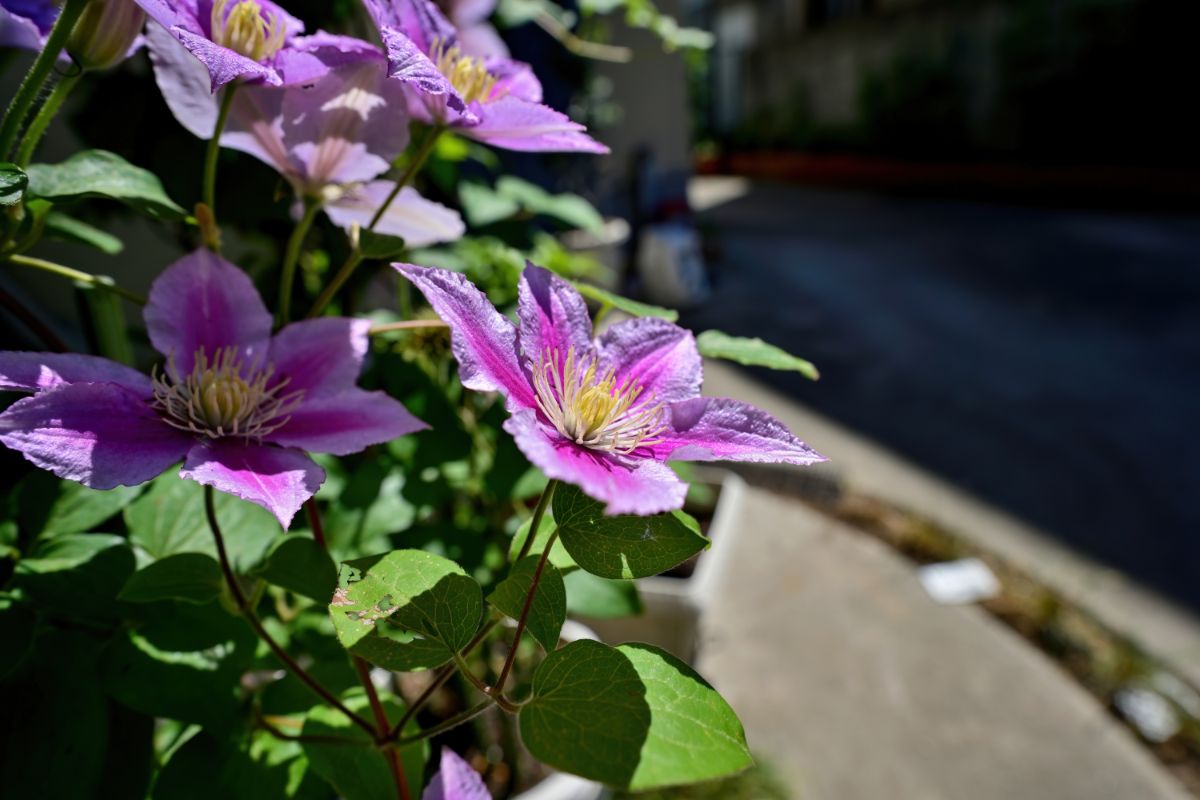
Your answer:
519;640;752;790
330;550;483;671
552;484;708;579
487;556;566;651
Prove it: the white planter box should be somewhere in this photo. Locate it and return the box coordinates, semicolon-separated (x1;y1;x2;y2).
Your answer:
575;469;748;663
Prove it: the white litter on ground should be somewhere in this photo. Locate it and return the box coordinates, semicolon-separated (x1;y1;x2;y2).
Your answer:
918;558;1001;605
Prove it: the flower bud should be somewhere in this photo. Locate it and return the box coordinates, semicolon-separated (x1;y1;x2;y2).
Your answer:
66;0;146;72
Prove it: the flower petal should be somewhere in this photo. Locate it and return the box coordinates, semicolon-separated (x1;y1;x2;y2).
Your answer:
459;23;508;59
181;440;325;528
463;96;608;153
147;21;221;140
596;317;702;405
0;351;152;396
172;26;281;91
377;26;466;114
282;59;410;188
266;388;427;455
393;264;537;411
268;317;372;399
651;397;827;465
145;249;273;374
504;409;687;515
0;382;190;490
517;264;592;364
422;748;491;800
484;56;539;102
324;182;465;247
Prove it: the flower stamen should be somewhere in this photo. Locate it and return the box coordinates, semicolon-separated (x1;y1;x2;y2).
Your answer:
430;38;500;105
532;347;665;455
152;346;304;440
211;0;286;62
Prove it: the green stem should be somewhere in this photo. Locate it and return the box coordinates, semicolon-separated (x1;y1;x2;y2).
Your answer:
276;198;320;326
516;480;557;562
4;253;145;304
304;125;443;320
203;487;378;739
389;619;498;739
14;73;78;166
353;657;412;800
367;126;443;230
0;0;88;159
202;83;238;224
394;700;493;746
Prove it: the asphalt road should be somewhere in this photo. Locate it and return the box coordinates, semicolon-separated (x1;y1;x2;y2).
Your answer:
682;180;1200;611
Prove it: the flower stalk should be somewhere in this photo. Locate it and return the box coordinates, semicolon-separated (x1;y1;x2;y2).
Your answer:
201;83;239;243
15;73;79;167
203;486;378;738
305;126;444;320
0;0;88;159
277;197;321;326
4;253;146;305
353;657;412;800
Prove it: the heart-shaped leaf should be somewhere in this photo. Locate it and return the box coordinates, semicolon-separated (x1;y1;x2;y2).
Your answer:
487;556;566;651
25;150;186;220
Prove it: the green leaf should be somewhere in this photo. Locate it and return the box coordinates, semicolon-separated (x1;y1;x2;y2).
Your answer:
154;729;328;800
42;480;142;537
564;570;643;619
124;472;278;571
43;211;125;253
488;556;566;651
695;330;819;380
552;484;708;579
323;462;414;553
520;640;752;790
119;552;223;604
302;694;427;800
459;181;520;227
330;550;483;671
0;161;28;206
508;513;576;571
12;533;136;620
255;536;337;603
359;229;407;260
99;601;256;730
571;281;678;321
25;149;187;220
497;176;604;232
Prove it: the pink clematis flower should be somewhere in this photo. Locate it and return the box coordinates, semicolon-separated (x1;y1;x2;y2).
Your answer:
147;26;465;245
396;263;825;516
0;0;58;52
437;0;507;58
423;748;491;800
0;251;426;527
364;0;607;153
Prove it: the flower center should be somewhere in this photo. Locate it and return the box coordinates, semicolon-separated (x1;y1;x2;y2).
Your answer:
430;38;498;105
211;0;286;62
152;346;304;440
531;347;666;455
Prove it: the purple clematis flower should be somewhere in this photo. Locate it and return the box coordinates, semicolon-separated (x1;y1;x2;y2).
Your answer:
423;748;491;800
0;250;426;527
134;0;315;90
148;25;464;245
0;0;57;51
364;0;607;153
396;263;825;516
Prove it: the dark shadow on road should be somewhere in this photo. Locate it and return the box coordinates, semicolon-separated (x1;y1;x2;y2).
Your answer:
684;180;1200;611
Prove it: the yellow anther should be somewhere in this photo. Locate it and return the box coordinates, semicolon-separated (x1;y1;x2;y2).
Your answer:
152;347;304;440
431;38;499;105
211;0;286;62
531;347;665;455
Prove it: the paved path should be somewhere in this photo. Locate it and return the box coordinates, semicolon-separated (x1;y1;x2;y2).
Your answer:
697;485;1192;799
682;179;1200;611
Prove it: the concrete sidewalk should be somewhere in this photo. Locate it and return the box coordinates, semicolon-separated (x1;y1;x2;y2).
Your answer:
697;486;1192;799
